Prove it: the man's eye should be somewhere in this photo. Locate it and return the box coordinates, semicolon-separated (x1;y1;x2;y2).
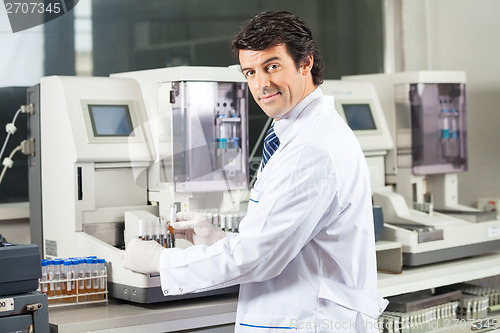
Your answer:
244;70;255;77
268;64;280;71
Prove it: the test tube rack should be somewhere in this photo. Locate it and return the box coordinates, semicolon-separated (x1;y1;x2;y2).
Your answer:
39;274;108;307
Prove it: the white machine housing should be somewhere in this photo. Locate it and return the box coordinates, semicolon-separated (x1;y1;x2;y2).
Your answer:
29;76;164;302
111;67;249;221
342;71;500;266
30;67;249;303
320;80;393;193
321;80;403;272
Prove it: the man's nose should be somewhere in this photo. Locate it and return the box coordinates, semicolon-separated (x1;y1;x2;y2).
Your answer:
254;71;270;91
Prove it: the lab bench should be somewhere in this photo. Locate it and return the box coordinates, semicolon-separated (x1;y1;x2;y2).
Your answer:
378;251;500;297
48;293;238;333
48;252;500;333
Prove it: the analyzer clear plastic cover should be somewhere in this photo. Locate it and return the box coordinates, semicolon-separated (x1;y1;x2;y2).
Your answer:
396;83;467;175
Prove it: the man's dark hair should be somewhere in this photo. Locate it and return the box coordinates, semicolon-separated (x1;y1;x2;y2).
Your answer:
231;11;324;86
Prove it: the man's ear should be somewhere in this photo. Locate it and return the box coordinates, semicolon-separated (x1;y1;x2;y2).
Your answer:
300;55;314;76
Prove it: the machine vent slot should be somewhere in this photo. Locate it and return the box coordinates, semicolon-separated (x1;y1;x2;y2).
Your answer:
77;167;83;200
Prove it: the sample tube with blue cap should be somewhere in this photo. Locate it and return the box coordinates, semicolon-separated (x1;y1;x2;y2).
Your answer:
98;258;107;300
71;259;79;303
92;258;100;300
78;258;86;302
85;257;93;297
53;258;63;303
40;259;48;295
61;260;71;303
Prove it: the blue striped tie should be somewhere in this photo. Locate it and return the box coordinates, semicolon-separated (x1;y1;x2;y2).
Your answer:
261;124;280;171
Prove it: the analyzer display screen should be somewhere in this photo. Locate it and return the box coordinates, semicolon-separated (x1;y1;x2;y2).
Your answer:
88;105;134;136
342;103;377;131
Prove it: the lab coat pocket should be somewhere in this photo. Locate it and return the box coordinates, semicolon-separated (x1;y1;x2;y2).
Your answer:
318;278;388;319
237;313;298;332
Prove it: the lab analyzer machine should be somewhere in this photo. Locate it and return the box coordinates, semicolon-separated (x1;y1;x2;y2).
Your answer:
343;71;500;266
28;66;249;303
111;67;249;221
320;80;402;273
320;80;393;193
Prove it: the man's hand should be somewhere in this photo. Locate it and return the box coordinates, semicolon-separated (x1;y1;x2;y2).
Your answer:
172;212;227;246
121;238;163;274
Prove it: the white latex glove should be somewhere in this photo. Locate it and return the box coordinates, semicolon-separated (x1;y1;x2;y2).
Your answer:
172;212;227;246
121;238;163;274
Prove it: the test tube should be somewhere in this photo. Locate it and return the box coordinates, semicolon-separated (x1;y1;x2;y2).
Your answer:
146;217;155;241
92;258;99;301
46;259;55;304
220;214;226;232
40;259;48;295
167;223;175;248
98;258;107;300
53;259;63;303
138;217;146;240
225;214;232;232
231;214;238;232
160;217;167;247
212;210;220;228
70;259;78;303
78;258;86;302
62;260;72;304
154;217;161;243
169;204;177;225
85;258;93;298
167;204;177;248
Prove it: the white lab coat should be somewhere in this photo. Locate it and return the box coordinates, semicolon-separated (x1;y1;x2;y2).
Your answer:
159;88;388;332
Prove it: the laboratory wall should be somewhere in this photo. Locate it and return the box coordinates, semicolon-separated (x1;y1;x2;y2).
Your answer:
400;0;500;207
0;9;43;87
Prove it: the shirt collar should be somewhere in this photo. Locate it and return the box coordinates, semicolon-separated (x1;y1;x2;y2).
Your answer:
273;87;323;140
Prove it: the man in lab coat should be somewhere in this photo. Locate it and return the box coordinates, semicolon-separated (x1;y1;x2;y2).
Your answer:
123;11;388;332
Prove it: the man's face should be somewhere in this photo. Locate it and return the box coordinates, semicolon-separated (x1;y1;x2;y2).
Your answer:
239;44;315;119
